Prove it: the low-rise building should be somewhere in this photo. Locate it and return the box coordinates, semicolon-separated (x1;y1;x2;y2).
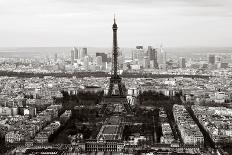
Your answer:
161;122;175;144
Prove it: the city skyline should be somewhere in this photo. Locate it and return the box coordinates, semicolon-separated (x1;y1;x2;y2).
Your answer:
0;0;232;47
1;7;232;154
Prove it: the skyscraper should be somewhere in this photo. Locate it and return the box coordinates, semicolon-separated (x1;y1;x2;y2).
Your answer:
147;46;152;56
132;46;145;68
70;49;74;64
179;57;186;68
147;46;158;68
158;45;166;70
96;53;107;62
96;56;103;66
80;48;88;58
83;56;89;70
73;47;78;59
54;53;57;62
143;56;150;69
208;54;216;65
107;52;112;63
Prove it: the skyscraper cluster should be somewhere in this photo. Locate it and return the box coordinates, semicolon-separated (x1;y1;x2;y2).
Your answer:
70;47;87;63
66;47;114;71
131;46;161;70
206;54;229;70
51;45;231;73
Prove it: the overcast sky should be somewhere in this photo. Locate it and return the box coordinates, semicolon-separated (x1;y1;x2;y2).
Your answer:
0;0;232;47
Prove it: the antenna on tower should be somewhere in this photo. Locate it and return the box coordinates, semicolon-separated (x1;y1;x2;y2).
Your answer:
114;14;116;23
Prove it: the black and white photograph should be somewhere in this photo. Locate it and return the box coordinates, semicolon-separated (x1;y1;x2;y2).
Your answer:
0;0;232;154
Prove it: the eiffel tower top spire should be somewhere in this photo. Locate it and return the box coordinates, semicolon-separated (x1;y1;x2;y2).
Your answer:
112;14;118;31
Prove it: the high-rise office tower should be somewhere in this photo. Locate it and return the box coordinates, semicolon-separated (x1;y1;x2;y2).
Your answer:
71;49;74;64
150;60;154;69
147;46;152;56
132;47;145;69
96;56;103;66
54;53;57;62
131;50;138;60
83;56;89;70
132;46;144;60
80;48;88;58
179;57;186;68
107;52;112;62
96;53;107;62
143;56;150;69
220;62;228;69
73;47;78;59
158;45;166;70
208;54;215;65
215;56;222;63
147;46;158;68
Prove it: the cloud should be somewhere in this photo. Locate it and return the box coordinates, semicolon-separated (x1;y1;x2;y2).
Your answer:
0;0;231;17
57;0;232;8
0;0;232;47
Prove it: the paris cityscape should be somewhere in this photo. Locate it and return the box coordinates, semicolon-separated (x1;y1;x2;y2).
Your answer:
1;0;232;155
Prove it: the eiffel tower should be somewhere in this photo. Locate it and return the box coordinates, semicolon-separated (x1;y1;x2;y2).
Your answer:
99;16;132;116
108;16;125;97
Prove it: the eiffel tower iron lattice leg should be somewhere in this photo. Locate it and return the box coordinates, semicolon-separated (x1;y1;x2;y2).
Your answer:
108;77;124;96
